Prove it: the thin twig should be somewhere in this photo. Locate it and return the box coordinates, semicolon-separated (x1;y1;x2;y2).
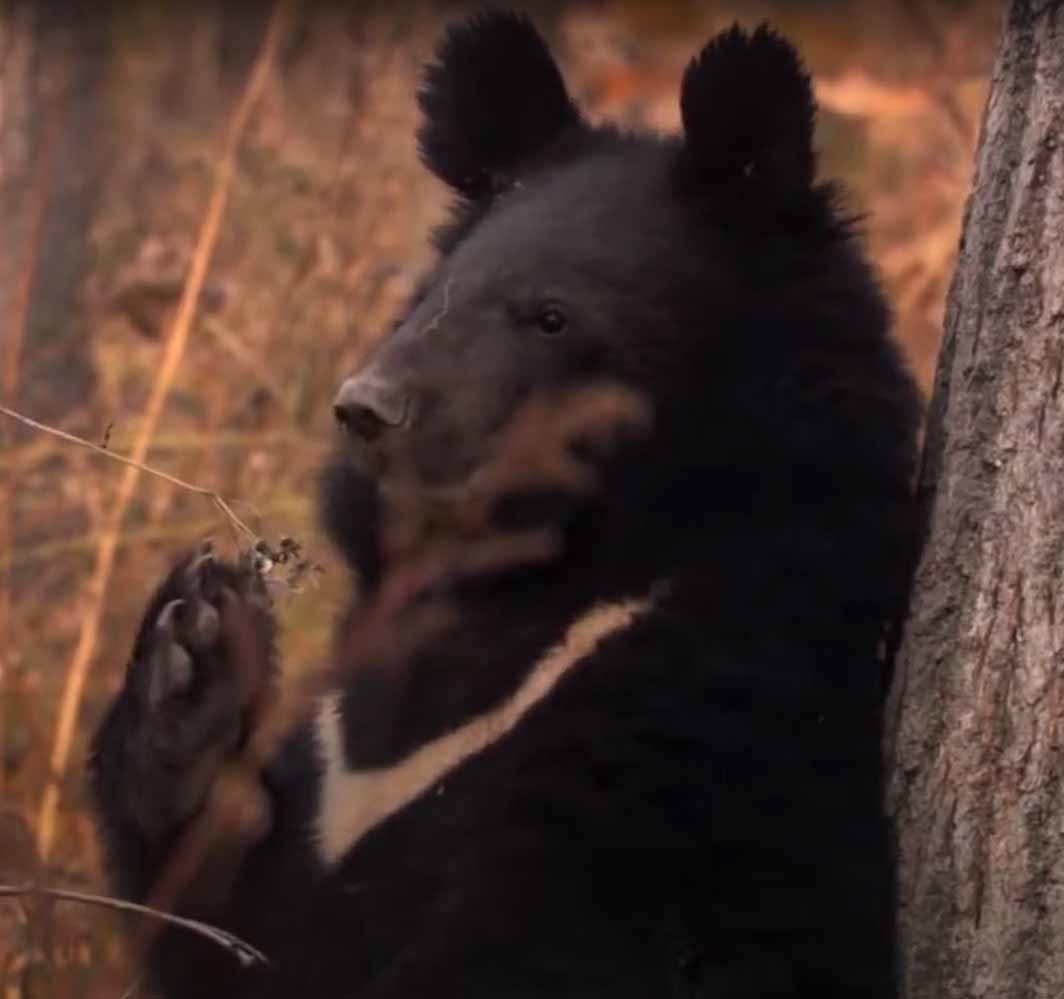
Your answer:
0;428;326;475
119;974;146;999
34;0;292;863
9;496;307;570
0;884;267;967
0;404;258;542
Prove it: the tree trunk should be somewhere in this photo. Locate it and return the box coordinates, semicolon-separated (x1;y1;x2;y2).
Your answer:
887;2;1064;997
0;0;101;426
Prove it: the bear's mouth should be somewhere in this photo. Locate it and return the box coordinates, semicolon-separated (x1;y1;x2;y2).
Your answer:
333;425;484;496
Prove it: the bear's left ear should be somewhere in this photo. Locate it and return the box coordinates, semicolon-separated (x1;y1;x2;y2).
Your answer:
418;10;581;197
679;24;816;194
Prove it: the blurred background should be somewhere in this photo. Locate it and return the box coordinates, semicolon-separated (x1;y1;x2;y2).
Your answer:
1;0;1001;994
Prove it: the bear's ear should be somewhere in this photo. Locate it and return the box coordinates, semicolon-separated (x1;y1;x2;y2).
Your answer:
679;24;816;194
418;10;580;197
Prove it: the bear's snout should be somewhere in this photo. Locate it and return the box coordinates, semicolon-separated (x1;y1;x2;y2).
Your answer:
333;374;409;441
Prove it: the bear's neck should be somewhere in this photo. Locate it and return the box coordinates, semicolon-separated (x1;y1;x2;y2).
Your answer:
557;479;905;695
336;483;900;770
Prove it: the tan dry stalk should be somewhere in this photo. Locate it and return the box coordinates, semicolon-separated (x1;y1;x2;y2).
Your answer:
34;0;293;862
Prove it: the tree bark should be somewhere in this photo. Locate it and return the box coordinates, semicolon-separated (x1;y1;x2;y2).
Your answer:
887;2;1064;997
0;0;100;426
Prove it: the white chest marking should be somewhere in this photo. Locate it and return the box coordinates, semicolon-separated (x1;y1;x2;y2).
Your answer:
313;594;652;867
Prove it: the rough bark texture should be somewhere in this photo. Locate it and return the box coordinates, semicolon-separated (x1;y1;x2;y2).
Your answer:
0;0;99;424
887;2;1064;997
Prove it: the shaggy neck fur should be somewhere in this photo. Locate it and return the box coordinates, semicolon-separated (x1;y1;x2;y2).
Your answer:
313;591;654;867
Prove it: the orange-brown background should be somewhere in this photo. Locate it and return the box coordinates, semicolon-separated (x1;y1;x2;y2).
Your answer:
0;1;1001;994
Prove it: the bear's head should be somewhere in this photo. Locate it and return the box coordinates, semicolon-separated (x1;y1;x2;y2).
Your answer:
322;11;921;604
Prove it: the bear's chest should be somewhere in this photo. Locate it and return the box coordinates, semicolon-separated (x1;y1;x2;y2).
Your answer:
312;593;655;867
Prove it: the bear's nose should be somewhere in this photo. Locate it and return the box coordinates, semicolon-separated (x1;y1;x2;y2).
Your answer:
333;376;409;440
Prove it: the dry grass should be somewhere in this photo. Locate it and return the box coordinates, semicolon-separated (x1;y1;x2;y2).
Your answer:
0;2;1000;994
34;0;292;866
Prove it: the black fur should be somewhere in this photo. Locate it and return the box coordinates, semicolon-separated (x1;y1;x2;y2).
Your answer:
90;12;921;998
681;24;816;190
417;10;580;197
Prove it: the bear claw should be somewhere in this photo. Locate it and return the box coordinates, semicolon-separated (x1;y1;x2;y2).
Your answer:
155;597;185;634
185;599;221;651
147;630;195;709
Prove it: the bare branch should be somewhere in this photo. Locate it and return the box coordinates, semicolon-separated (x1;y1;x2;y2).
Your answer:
0;404;258;542
0;884;267;967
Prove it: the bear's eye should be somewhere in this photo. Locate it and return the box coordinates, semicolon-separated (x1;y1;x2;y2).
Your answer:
536;306;567;336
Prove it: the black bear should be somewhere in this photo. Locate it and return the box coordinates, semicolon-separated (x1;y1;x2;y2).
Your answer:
90;11;921;998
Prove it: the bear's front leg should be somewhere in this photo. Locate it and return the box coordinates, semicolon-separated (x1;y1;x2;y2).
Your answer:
90;548;276;906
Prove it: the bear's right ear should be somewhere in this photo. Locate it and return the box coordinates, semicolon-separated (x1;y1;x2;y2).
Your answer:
418;10;580;197
679;24;816;196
